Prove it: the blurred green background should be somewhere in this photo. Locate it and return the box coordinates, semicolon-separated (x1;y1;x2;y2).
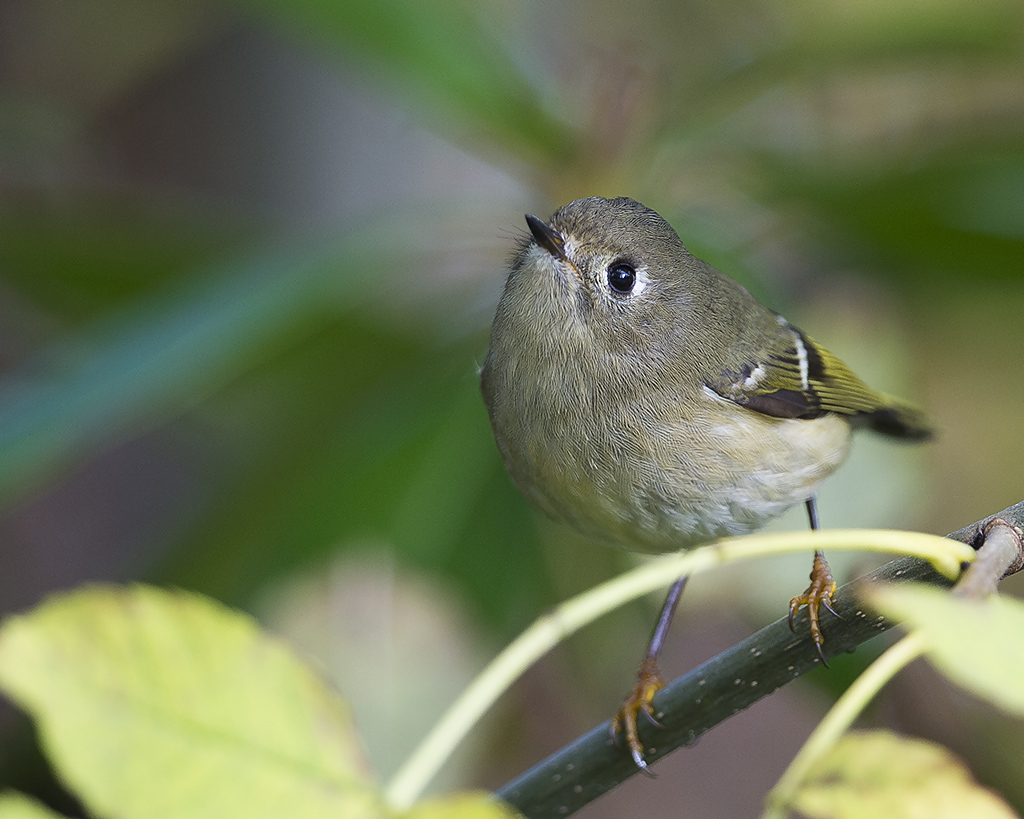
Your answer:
0;0;1022;816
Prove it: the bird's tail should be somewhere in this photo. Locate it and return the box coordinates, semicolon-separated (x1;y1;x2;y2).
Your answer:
853;399;934;441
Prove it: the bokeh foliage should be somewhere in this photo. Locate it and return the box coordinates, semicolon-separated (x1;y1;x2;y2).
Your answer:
1;0;1022;815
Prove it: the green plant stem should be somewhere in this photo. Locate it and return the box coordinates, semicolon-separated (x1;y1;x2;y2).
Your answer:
761;631;929;819
384;529;968;811
496;499;1023;819
762;513;1024;818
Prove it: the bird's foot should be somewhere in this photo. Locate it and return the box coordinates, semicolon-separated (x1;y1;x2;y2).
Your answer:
610;655;665;774
788;550;840;667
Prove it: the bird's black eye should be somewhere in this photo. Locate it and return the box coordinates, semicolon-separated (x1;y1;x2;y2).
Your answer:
607;261;637;294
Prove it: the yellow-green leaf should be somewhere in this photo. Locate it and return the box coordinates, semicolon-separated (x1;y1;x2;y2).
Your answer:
0;585;385;819
403;792;524;819
791;730;1018;819
0;792;70;819
870;584;1024;715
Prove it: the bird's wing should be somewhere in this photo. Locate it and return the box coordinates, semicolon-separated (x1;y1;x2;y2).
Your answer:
705;316;932;439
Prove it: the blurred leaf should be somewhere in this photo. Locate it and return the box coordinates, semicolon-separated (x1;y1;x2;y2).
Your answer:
923;155;1024;241
162;350;551;633
784;0;1022;58
152;336;446;598
260;553;494;787
762;151;1024;283
0;585;384;819
0;209;453;509
0;195;254;319
0;792;69;819
870;584;1024;716
0;241;335;506
792;730;1018;819
240;0;573;163
402;793;523;819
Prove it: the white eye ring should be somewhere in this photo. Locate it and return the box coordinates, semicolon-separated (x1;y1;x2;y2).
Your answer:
606;261;649;298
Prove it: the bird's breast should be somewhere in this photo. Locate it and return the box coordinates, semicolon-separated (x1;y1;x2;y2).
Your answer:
484;345;851;553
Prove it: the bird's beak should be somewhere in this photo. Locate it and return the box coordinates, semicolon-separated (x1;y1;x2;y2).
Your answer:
525;214;569;263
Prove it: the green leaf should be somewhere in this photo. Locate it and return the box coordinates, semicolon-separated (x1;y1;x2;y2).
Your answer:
0;208;444;510
783;0;1021;58
0;792;70;819
0;194;246;319
0;240;338;507
761;153;1024;284
0;585;384;819
792;730;1018;819
403;792;523;819
870;584;1024;716
160;356;551;633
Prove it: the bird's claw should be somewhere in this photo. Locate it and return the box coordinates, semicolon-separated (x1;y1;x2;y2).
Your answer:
611;655;665;774
789;551;839;668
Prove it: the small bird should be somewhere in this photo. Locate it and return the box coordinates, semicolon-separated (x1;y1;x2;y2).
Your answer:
479;196;931;770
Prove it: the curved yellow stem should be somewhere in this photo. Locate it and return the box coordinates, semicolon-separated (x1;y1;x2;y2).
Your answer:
762;631;929;819
385;530;969;811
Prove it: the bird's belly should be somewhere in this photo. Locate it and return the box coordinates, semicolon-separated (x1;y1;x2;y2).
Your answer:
511;394;851;554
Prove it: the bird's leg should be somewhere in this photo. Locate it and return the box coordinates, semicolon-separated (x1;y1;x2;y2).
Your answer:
805;495;820;531
611;575;687;773
788;496;839;666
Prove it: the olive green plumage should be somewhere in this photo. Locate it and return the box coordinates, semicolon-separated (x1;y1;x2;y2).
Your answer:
480;196;930;553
